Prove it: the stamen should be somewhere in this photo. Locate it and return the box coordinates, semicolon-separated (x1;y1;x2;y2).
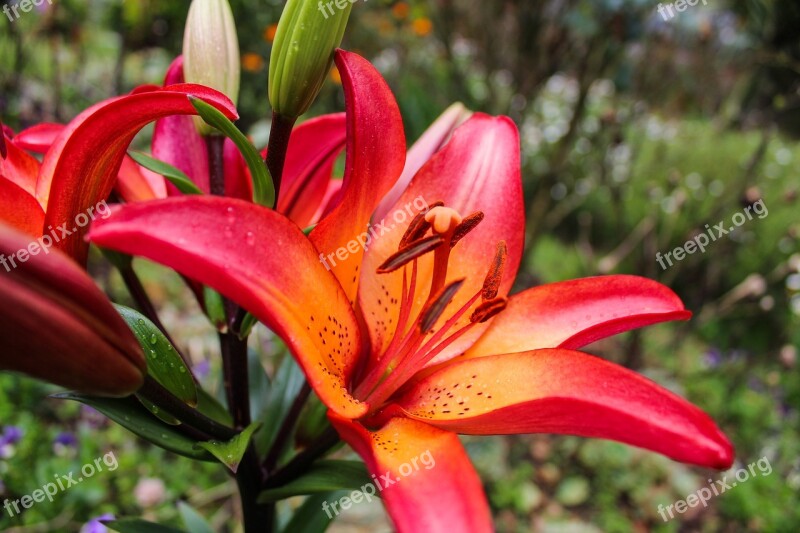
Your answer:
450;212;485;248
377;235;444;274
399;212;432;248
470;297;508;323
420;279;465;334
482;241;508;300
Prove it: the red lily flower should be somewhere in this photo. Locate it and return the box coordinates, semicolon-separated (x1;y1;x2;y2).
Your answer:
0;84;238;263
87;50;733;531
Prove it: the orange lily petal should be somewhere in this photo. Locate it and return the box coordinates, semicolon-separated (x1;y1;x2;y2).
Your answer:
359;114;524;363
38;84;236;263
0;224;146;396
393;349;734;469
310;50;406;303
87;196;367;418
329;413;492;533
466;275;692;359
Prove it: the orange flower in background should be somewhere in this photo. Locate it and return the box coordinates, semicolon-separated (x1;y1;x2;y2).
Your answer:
392;2;410;19
263;23;279;43
242;53;265;72
412;17;433;37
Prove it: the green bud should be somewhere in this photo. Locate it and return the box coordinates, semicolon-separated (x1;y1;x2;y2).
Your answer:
269;0;352;119
182;0;241;135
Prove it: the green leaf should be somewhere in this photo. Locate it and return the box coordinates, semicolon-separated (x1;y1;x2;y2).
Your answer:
128;150;204;195
53;393;214;462
254;355;306;455
189;96;275;207
116;305;198;408
281;491;348;533
237;312;258;339
196;387;233;427
177;502;215;533
104;518;186;533
258;461;373;503
196;422;262;473
138;395;181;426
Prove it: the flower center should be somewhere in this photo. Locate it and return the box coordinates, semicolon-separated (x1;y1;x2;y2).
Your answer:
355;205;508;408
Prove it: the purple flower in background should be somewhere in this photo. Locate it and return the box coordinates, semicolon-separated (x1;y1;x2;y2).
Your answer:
80;513;115;533
54;432;78;447
704;348;723;368
1;426;23;445
193;359;211;380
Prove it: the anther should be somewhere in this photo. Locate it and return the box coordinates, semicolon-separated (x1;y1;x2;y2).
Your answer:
470;297;508;323
450;212;485;248
377;235;444;274
482;241;508;300
399;212;432;248
420;279;465;333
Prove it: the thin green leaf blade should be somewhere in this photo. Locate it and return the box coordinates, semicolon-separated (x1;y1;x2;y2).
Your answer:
281;491;349;533
128;150;204;195
189;96;275;208
177;502;215;533
258;461;373;503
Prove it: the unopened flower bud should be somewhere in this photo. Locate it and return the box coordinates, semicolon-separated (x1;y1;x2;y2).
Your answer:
182;0;241;135
269;0;352;119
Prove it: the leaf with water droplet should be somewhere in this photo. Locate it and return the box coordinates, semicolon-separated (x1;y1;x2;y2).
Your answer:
115;305;197;409
257;461;372;503
195;422;261;473
52;393;214;462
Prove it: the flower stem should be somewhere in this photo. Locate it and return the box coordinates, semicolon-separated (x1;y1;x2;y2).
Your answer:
265;112;296;205
207;134;226;196
220;332;251;429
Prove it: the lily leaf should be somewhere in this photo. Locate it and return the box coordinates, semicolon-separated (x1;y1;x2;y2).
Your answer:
177;502;215;533
116;305;198;408
254;355;305;456
189;96;275;207
196;387;233;427
104;518;186;533
128;150;204;195
196;422;261;473
258;461;373;503
281;491;349;533
53;393;214;462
